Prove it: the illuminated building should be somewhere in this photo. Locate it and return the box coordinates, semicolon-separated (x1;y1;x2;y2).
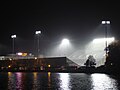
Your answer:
0;57;79;71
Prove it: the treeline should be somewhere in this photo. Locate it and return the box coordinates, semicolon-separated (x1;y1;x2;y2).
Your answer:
105;40;120;74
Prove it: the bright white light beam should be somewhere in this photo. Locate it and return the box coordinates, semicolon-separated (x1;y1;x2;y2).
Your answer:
35;31;41;34
61;38;70;45
102;21;110;24
93;37;115;43
11;35;16;38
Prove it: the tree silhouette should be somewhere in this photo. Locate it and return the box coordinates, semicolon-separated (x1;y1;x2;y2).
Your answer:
105;40;120;73
84;55;96;68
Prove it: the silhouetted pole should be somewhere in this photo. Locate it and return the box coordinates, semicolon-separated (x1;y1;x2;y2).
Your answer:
11;35;16;54
35;31;41;57
102;21;110;61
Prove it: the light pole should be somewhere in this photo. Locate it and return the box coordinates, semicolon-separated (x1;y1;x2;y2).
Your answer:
102;21;110;60
35;31;41;57
11;35;16;54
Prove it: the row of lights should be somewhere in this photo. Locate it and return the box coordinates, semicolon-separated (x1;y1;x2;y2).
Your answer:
10;21;111;58
101;21;110;24
11;31;41;56
11;31;41;39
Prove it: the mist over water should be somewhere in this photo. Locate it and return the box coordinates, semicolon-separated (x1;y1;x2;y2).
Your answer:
44;25;114;66
45;39;114;66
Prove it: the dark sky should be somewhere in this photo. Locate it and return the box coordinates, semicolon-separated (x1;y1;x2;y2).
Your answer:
0;1;120;55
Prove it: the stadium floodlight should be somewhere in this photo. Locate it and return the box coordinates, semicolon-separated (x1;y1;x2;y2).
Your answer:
35;31;41;35
11;35;16;38
93;37;115;43
61;38;70;45
35;31;41;57
11;34;16;54
101;20;111;61
101;21;110;24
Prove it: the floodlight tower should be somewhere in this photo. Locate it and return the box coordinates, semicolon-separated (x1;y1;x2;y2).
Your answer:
11;35;16;54
35;31;41;57
102;21;110;59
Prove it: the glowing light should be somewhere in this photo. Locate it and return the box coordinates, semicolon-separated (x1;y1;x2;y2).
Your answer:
17;52;22;56
102;21;106;24
93;37;115;43
17;52;28;56
11;35;16;38
9;58;12;60
22;53;27;56
48;65;51;67
111;63;113;65
8;65;11;68
102;21;110;24
35;57;37;59
61;38;70;45
35;31;41;34
59;38;70;56
106;21;110;24
85;37;115;66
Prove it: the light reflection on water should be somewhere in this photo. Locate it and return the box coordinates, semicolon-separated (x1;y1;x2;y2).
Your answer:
0;72;119;90
59;73;71;90
91;74;118;90
47;72;51;88
33;72;39;90
8;72;15;90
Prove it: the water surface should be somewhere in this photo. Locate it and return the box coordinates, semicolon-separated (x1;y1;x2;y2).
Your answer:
0;72;120;90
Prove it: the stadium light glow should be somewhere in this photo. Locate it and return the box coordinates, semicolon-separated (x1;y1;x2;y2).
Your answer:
84;37;115;66
102;21;106;24
35;31;41;34
11;35;16;38
93;37;115;43
102;21;110;24
106;21;110;24
61;38;70;45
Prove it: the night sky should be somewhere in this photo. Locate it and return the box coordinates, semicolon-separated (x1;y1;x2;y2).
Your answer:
0;1;120;57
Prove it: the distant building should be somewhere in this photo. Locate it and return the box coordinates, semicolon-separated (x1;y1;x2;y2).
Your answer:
0;57;79;71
